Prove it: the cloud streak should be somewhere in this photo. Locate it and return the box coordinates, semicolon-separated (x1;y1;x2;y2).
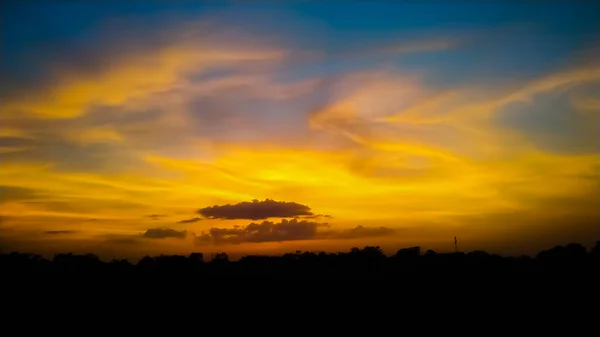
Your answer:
43;230;78;235
177;217;202;224
146;214;167;220
326;225;397;239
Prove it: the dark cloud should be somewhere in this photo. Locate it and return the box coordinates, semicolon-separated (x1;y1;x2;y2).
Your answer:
329;225;396;239
197;198;314;220
195;218;327;245
195;219;396;245
177;217;202;224
43;230;78;235
143;228;188;239
146;214;167;220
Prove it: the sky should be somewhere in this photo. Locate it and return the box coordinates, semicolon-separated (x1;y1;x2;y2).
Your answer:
1;1;599;260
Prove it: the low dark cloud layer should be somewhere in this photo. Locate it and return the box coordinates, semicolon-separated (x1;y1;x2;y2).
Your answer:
197;199;314;220
43;230;78;235
300;214;333;219
329;225;396;239
195;219;326;245
143;228;188;239
177;217;202;224
195;219;395;245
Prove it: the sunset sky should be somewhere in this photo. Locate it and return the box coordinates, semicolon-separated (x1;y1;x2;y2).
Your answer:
1;2;599;260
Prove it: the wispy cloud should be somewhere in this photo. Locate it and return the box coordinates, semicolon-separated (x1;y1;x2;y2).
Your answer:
177;217;202;224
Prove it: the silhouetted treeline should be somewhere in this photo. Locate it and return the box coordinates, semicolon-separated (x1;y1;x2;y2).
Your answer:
2;242;599;278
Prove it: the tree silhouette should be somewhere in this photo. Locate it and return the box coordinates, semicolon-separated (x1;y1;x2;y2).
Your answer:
1;241;599;277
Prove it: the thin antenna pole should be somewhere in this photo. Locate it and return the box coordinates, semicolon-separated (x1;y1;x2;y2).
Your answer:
454;236;458;253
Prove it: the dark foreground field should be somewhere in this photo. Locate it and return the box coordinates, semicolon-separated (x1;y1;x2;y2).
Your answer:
2;241;599;278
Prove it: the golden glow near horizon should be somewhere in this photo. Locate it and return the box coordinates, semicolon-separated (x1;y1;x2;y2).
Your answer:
1;5;599;259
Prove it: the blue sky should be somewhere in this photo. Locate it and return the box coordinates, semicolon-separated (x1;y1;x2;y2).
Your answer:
2;2;598;85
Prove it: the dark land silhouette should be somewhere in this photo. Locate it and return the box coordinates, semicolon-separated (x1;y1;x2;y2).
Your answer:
2;241;599;278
